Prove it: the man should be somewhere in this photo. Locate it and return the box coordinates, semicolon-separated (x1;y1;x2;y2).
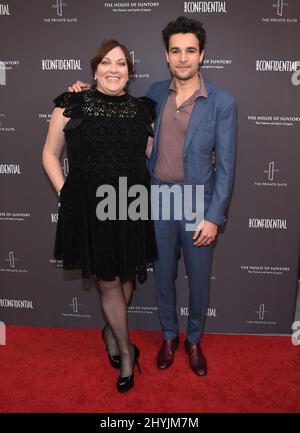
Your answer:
68;16;237;376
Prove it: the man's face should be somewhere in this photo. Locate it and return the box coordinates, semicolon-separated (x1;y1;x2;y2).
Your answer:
166;33;204;81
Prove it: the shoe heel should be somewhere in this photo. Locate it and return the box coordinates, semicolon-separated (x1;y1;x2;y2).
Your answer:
136;358;142;374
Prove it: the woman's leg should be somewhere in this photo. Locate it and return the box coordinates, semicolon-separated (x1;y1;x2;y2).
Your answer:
100;279;134;357
98;277;134;377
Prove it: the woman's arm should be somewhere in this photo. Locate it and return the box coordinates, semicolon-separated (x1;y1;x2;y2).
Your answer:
145;123;154;159
42;107;69;193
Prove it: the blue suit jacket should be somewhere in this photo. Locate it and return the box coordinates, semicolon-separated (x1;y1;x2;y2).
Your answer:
146;78;237;226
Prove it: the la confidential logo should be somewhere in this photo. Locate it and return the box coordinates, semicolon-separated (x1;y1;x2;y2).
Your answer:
184;1;227;13
51;212;58;223
256;59;298;72
248;218;287;229
0;298;34;309
181;306;217;317
0;3;10;15
0;164;21;174
42;59;82;70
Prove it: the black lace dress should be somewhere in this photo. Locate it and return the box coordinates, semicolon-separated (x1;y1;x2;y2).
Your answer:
53;89;157;283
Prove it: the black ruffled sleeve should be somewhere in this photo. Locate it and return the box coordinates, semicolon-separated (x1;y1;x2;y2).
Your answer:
138;96;156;122
138;96;156;137
53;91;85;119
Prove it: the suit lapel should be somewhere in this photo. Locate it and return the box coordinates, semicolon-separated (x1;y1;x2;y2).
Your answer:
183;81;214;156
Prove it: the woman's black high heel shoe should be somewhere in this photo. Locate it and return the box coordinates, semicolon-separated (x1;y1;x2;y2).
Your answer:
101;326;121;369
117;344;142;393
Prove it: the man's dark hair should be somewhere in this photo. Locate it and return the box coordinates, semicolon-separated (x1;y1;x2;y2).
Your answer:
162;16;206;52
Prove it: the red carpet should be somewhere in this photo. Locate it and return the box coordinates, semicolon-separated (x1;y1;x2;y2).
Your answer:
0;326;299;413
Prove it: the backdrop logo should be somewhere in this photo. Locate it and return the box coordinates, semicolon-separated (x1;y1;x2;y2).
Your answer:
127;305;158;315
254;161;287;188
291;61;300;85
129;51;139;66
246;304;277;326
1;251;28;273
62;297;91;319
248;218;287;229
62;158;69;176
38;113;52;123
184;1;227;13
0;4;10;15
0;164;21;174
201;59;232;70
5;251;18;268
103;2;160;13
0;299;34;309
262;0;297;23
0;61;5;85
255;304;269;321
51;213;58;223
49;258;63;267
44;0;77;23
69;297;81;313
42;59;82;70
256;60;298;72
129;50;149;80
247;113;300;127
52;0;67;16
272;0;288;16
0;211;31;222
240;264;290;276
181;306;217;317
0;114;15;132
264;162;279;181
0;60;20;85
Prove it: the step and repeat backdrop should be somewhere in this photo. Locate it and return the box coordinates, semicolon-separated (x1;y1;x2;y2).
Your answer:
0;0;299;334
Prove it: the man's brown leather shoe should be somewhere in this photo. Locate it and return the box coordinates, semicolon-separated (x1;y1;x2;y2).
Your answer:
157;337;179;369
184;340;207;376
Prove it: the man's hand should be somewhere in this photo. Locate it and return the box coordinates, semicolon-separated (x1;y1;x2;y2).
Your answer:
68;80;91;93
193;220;218;247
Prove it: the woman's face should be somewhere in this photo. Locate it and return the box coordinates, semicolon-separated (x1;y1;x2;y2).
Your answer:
95;46;129;96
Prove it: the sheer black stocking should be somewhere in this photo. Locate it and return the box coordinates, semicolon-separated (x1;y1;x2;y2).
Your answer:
98;277;134;377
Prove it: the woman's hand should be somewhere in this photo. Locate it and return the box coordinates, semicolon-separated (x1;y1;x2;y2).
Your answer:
68;80;91;93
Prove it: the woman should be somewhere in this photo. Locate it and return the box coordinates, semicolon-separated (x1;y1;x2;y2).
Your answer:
42;39;157;392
